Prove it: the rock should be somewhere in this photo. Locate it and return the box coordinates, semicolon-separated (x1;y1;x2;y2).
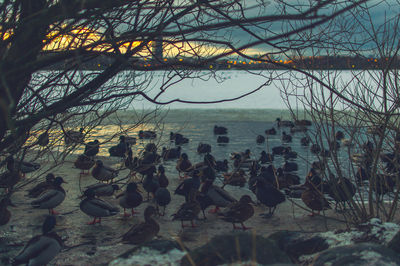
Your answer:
268;231;329;261
388;230;400;253
312;243;400;266
180;231;292;266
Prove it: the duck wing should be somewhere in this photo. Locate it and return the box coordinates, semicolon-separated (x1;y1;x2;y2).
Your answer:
80;198;119;217
31;189;65;209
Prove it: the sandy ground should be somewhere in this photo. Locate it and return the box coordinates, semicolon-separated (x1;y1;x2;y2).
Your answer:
0;153;369;266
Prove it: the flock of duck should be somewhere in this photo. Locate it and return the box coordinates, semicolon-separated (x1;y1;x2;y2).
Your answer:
1;117;397;265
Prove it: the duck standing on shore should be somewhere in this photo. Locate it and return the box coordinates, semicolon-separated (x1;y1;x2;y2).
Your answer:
172;189;201;228
117;182;143;217
80;189;119;225
122;206;160;244
74;155;95;177
218;195;255;230
253;179;285;218
0;196;15;226
31;177;66;215
12;216;63;265
91;160;118;183
27;173;56;198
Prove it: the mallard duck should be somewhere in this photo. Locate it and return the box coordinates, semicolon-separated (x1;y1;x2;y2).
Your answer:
197;143;211;154
300;136;311;146
138;130;157;139
215;159;229;172
142;169;160;201
172;189;201;228
256;135;265;144
214;125;227;135
83;183;119;197
65;127;84;145
155;187;171;216
281;131;292;143
325;176;356;210
12;216;63;265
170;132;183;141
84;140;100;158
27;173;55;198
301;182;331;216
283;147;297;160
122;206;160;245
117;183;143;217
0;157;22;192
91;160;118;182
176;153;192;178
74;155;95;176
174;172;200;202
202;179;237;214
276;118;294;128
265;127;277;135
80;188;119;224
161;146;181;160
0;197;15;226
157;165;169;188
109;135;128;157
7;156;40;177
222;169;247;188
31;177;66;215
259;151;273;164
217;136;229;144
253;179;285;218
36;132;49;147
283;161;298;172
218;195;255;230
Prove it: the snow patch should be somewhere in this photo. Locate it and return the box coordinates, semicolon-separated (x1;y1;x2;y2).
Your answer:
108;247;187;266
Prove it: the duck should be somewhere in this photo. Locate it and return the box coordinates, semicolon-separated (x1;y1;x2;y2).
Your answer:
197;143;211;154
27;173;56;198
125;149;140;177
258;151;274;164
230;149;251;161
217;136;230;144
83;183;120;197
84;140;100;158
91;160;118;182
174;170;201;202
325;175;356;210
74;155;95;176
0;196;15;226
36;131;49;147
138;130;157;139
272;146;286;156
310;144;321;154
65;127;84;145
295;119;312;126
170;132;184;142
0;157;22;192
117;182;143;217
222;169;247;188
122;206;160;244
301;180;331;216
265;127;277;135
300;136;311;146
335;130;345;141
7;156;40;177
290;125;307;134
79;188;119;224
176;153;193;177
214;125;227;135
161;146;181;160
283;161;298;172
125;136;137;145
281;131;292;143
256;135;265;144
215;159;229;172
276;167;300;188
172;189;201;228
276;118;294;128
201;178;237;214
218;195;255;230
156;165;169;188
31;176;66;215
283;147;297;160
142;167;160;201
253;179;285;218
12;216;63;265
175;135;189;145
109;135;129;158
155;187;171;216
